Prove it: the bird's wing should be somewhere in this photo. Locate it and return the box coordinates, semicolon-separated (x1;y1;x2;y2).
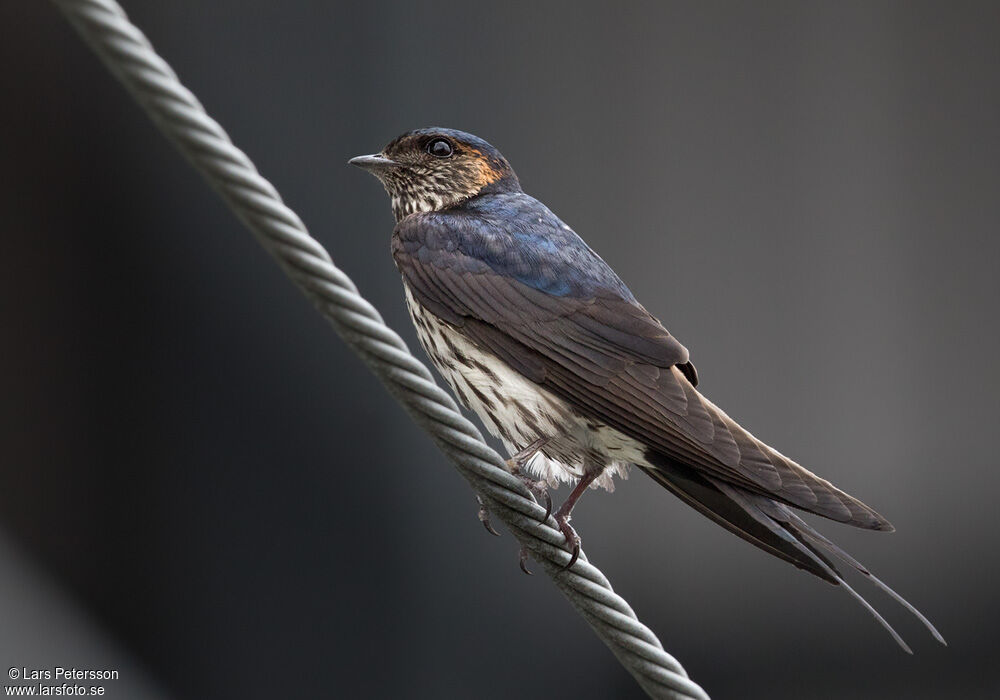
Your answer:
393;209;890;529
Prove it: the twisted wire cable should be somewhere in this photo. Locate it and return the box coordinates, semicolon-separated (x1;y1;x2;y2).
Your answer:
50;2;710;698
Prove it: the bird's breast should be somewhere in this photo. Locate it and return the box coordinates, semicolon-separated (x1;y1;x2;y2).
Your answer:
401;285;642;489
402;285;568;445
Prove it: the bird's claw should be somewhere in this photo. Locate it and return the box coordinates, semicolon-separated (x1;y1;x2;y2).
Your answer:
509;470;551;523
477;496;500;537
518;547;533;575
505;438;555;523
556;515;581;570
539;489;553;522
520;477;552;523
565;542;580;570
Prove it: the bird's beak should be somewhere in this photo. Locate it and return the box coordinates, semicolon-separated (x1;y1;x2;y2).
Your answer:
348;154;401;173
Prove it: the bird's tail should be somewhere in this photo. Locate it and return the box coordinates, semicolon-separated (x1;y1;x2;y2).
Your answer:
640;460;945;652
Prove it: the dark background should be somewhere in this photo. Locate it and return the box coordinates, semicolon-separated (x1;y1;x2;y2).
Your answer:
2;2;997;698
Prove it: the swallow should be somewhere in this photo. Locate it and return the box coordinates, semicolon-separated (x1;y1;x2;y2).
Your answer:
350;127;944;651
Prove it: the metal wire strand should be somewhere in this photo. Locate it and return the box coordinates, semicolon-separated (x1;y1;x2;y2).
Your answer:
50;2;710;698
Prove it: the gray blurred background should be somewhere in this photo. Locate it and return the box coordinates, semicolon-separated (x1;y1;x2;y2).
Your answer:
2;1;997;698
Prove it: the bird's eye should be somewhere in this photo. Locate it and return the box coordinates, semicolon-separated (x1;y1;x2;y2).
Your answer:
427;138;453;158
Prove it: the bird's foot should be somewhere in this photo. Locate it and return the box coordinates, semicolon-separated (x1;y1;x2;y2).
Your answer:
504;436;555;522
478;497;540;576
509;469;552;523
554;510;581;569
477;477;550;538
477;495;500;537
512;503;580;574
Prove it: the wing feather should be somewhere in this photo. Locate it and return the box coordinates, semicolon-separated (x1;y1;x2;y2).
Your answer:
393;209;891;529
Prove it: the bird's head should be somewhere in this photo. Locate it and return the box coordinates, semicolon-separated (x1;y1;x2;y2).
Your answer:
349;128;520;221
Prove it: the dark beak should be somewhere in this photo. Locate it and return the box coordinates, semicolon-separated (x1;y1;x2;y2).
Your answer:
348;154;401;173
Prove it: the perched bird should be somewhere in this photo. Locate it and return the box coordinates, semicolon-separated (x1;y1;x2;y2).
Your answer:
350;127;944;651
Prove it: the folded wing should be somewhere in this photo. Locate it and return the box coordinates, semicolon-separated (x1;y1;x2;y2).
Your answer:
393;211;890;530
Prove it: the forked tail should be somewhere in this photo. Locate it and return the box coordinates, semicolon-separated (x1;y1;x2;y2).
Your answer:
641;460;946;652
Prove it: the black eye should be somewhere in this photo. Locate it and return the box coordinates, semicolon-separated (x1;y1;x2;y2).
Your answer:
427;138;453;158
